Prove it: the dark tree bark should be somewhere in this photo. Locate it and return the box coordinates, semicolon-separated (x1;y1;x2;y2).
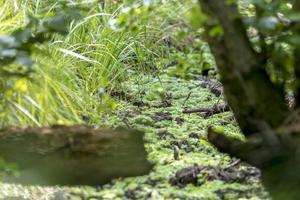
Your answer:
198;1;300;199
199;0;289;136
292;0;300;107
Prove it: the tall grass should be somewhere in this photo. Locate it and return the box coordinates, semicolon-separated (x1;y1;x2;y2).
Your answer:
0;0;190;127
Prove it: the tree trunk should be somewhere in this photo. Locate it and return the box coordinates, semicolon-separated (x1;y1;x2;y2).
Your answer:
199;0;289;136
198;1;300;199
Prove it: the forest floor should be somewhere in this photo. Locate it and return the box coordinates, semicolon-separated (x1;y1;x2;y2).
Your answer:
0;1;274;199
0;73;269;200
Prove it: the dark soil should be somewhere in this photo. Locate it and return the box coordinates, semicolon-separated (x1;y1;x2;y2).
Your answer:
170;160;261;188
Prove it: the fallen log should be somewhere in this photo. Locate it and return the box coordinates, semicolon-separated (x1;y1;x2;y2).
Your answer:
183;103;229;117
0;125;152;186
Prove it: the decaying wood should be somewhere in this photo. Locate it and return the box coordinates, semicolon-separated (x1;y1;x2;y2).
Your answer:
0;125;152;186
199;76;223;97
183;103;229;117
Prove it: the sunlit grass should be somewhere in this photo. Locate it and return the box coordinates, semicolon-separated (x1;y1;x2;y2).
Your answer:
0;1;25;34
0;0;191;127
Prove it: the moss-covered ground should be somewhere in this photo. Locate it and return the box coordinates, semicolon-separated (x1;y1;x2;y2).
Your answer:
0;74;269;200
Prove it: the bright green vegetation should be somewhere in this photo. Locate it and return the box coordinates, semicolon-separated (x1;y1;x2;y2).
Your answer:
72;74;266;199
1;0;206;127
0;74;268;199
0;0;268;199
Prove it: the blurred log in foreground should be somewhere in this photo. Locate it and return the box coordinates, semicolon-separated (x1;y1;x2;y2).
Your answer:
0;125;153;186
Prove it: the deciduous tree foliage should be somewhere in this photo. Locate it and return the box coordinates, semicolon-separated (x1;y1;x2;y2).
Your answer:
198;0;300;199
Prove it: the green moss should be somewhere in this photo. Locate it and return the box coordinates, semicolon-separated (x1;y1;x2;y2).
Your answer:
64;74;267;199
0;74;268;199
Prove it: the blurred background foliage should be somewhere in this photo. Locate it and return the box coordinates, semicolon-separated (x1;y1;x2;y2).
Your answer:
239;0;300;93
0;0;209;127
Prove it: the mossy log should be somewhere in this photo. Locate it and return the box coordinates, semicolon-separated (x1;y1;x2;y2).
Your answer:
0;125;152;186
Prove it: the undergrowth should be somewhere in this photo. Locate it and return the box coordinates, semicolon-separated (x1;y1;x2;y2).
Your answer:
0;0;205;127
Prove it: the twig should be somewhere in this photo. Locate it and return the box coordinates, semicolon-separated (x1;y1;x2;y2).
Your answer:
174;145;180;160
183;103;229;117
182;91;192;106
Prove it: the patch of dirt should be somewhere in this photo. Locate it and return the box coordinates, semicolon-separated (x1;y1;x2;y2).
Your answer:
199;76;223;97
157;130;175;140
169;165;202;187
162;139;200;153
175;117;184;125
124;189;138;200
169;139;188;148
169;161;261;188
132;100;149;107
152;112;173;121
110;90;133;101
202;164;260;184
154;94;173;108
189;132;201;139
